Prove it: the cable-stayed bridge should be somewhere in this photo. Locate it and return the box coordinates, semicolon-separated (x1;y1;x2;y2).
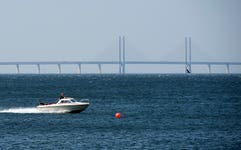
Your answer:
0;36;241;74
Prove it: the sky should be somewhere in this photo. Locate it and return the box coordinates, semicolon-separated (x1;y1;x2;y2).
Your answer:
0;0;241;73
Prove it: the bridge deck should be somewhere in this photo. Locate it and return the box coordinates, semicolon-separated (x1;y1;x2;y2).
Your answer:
0;61;241;65
0;61;240;74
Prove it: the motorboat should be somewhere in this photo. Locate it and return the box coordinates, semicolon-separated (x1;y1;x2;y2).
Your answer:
37;97;89;113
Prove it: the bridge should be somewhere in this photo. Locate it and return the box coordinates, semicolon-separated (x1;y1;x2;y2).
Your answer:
0;36;241;74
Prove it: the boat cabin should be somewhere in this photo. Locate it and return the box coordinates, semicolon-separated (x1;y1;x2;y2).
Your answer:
57;98;77;104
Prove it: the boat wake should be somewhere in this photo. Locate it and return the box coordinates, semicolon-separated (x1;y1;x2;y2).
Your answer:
0;107;67;114
0;107;42;113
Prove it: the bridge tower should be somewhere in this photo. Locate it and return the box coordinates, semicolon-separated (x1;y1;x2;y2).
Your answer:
185;37;192;73
119;36;126;74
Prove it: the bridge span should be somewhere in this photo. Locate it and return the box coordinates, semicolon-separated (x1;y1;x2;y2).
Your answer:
0;61;241;74
0;37;241;74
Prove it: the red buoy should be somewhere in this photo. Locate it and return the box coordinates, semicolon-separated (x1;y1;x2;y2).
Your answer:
115;112;121;119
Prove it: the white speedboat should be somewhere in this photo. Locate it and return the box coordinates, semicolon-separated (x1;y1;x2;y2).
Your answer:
37;97;89;113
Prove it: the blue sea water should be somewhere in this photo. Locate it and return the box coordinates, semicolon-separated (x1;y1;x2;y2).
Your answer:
0;74;241;149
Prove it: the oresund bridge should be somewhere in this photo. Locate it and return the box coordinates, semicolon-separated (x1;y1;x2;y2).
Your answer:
0;36;241;74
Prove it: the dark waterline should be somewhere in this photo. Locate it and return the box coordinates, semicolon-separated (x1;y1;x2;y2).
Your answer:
0;74;241;149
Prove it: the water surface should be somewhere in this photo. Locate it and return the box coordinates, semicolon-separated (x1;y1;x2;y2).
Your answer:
0;74;241;149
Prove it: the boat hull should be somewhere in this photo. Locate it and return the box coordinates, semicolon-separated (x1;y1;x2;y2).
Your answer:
37;103;89;113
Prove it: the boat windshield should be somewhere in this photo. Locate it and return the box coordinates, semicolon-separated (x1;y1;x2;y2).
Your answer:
70;99;77;103
60;100;71;103
58;98;77;104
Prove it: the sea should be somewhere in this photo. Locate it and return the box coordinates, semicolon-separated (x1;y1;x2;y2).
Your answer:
0;74;241;149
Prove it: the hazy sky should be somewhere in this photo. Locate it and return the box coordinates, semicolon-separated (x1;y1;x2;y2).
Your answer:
0;0;241;73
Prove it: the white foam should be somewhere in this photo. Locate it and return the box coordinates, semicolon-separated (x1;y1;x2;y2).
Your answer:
0;107;42;113
0;107;66;114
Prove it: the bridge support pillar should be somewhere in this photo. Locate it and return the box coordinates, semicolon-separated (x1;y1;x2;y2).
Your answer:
57;64;61;74
119;64;122;74
37;64;40;74
208;64;211;73
226;64;230;73
16;64;20;74
98;64;102;74
119;36;122;74
185;64;191;73
122;36;126;74
77;64;81;74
